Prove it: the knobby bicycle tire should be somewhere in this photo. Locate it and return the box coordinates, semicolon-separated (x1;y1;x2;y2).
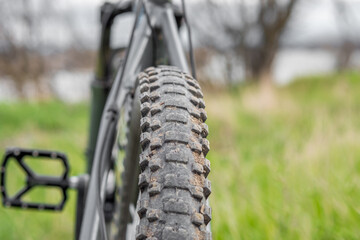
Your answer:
135;65;212;240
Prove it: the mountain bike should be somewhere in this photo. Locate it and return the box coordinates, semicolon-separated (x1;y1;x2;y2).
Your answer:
0;0;211;239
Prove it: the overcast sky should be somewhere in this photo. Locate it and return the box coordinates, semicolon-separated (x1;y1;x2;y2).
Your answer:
3;0;360;50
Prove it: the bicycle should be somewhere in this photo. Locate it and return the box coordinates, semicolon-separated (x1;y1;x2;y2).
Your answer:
1;0;211;239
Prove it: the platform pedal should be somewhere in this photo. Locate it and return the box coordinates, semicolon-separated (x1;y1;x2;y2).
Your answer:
1;148;70;211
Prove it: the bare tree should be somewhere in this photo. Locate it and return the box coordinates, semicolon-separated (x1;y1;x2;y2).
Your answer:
0;0;91;97
0;0;51;96
333;0;359;71
193;0;298;83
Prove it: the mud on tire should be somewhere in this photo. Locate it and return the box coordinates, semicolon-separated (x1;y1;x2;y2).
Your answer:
136;66;212;240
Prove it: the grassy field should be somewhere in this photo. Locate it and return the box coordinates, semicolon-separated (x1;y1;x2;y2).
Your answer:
1;71;360;239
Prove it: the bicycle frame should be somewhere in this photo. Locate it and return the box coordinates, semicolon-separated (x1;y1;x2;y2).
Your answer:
80;1;190;239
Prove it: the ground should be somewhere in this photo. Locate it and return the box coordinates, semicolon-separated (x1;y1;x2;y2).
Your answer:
0;71;360;239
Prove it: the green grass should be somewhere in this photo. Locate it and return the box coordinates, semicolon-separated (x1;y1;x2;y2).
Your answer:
206;71;360;240
1;71;360;239
0;102;88;240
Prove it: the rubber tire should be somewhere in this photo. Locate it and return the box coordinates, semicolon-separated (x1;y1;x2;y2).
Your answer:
135;66;212;240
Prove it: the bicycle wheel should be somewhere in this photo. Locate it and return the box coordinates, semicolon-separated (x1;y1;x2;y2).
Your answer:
110;85;141;239
135;66;212;239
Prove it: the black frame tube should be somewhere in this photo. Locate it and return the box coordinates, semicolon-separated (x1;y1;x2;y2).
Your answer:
86;2;133;174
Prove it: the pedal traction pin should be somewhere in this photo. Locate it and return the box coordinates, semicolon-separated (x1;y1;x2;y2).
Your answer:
14;149;20;156
32;151;39;157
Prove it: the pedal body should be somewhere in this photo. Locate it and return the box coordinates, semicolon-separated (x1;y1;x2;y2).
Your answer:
1;148;69;211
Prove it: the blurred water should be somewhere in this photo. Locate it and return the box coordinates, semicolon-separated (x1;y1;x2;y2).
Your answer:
0;49;359;102
275;49;360;84
274;49;336;85
50;70;92;103
203;49;360;85
0;78;19;101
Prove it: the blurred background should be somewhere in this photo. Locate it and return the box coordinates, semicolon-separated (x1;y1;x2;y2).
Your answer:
0;0;360;239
